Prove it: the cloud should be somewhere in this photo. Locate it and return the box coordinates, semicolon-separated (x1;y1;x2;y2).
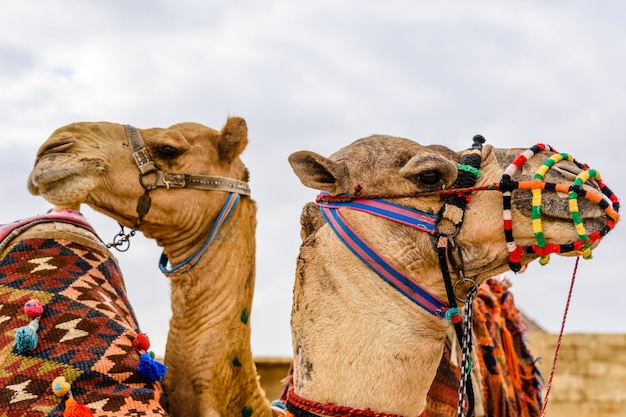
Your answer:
1;1;625;358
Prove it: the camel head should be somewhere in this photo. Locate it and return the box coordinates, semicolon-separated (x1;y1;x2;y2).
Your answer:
287;135;618;416
290;134;618;294
28;117;250;253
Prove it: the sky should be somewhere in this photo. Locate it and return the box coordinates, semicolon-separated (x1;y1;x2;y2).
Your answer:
1;1;625;358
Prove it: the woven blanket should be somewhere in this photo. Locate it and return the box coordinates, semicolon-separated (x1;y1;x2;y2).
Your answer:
0;211;168;416
425;278;542;417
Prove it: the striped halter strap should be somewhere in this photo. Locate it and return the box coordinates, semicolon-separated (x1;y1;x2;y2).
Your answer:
317;196;447;318
315;135;487;321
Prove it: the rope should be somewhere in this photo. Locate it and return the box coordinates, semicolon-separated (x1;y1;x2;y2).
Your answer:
539;256;580;417
286;388;419;417
457;286;478;417
315;183;501;203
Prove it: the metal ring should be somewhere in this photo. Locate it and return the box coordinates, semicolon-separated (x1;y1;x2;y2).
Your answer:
453;275;479;303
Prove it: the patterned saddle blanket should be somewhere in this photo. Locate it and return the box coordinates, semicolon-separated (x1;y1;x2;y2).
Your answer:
425;278;542;417
0;210;168;416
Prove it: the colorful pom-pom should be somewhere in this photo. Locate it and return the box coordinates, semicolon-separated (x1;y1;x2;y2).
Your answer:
137;352;168;383
132;332;150;351
14;300;44;353
52;376;71;397
14;321;40;353
63;398;94;417
445;307;462;324
52;376;95;417
132;332;167;382
24;299;44;318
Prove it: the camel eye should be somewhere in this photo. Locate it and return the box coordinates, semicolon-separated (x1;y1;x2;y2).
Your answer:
417;171;440;185
154;145;183;159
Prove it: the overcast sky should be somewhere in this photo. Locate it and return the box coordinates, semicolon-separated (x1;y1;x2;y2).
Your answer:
1;1;625;357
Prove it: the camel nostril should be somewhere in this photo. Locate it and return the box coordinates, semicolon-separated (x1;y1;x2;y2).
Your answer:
38;141;74;157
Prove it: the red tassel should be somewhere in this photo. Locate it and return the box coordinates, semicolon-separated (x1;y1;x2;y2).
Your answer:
64;399;94;417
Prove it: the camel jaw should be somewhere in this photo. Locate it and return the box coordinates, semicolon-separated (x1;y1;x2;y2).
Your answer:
28;157;103;207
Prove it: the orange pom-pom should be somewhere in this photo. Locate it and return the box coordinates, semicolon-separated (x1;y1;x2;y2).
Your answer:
64;398;94;417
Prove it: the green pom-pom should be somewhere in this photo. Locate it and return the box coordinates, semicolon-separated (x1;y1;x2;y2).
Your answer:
14;321;39;353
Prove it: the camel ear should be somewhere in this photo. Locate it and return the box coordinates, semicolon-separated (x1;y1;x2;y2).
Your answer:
288;151;350;194
218;117;248;162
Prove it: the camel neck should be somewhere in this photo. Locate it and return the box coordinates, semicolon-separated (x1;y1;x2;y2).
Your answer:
159;192;241;275
162;198;273;417
291;219;448;417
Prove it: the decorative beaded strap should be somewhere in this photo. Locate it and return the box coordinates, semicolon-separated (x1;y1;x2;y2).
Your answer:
500;143;620;272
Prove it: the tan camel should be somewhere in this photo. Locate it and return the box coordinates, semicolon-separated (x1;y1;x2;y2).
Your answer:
287;135;618;417
27;118;274;417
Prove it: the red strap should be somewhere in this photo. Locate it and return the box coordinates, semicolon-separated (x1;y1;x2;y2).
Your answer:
0;209;95;243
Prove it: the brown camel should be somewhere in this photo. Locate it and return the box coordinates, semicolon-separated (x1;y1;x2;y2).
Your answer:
286;135;618;417
27;118;275;417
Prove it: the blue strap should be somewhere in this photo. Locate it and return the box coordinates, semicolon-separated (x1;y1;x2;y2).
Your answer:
319;198;438;234
159;193;240;275
318;203;448;319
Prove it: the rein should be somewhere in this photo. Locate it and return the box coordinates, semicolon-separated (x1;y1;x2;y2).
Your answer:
107;125;250;275
158;192;240;275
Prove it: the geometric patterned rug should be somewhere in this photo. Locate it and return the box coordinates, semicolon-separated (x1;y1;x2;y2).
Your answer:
0;211;168;416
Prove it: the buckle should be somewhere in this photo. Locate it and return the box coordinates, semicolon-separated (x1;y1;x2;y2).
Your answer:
133;148;156;174
159;172;186;188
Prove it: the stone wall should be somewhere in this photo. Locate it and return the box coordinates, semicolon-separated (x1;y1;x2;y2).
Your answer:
528;332;626;417
255;332;626;416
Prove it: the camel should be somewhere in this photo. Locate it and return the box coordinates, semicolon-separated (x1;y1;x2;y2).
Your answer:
286;135;618;417
27;118;275;417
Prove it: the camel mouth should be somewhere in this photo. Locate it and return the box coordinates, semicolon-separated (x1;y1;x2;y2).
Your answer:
513;186;605;221
31;166;92;189
28;154;103;197
28;166;91;197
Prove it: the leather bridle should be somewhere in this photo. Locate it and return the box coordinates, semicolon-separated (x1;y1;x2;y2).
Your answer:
107;125;250;251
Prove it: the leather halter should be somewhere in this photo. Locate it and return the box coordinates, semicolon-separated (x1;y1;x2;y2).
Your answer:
124;124;250;197
108;125;250;253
